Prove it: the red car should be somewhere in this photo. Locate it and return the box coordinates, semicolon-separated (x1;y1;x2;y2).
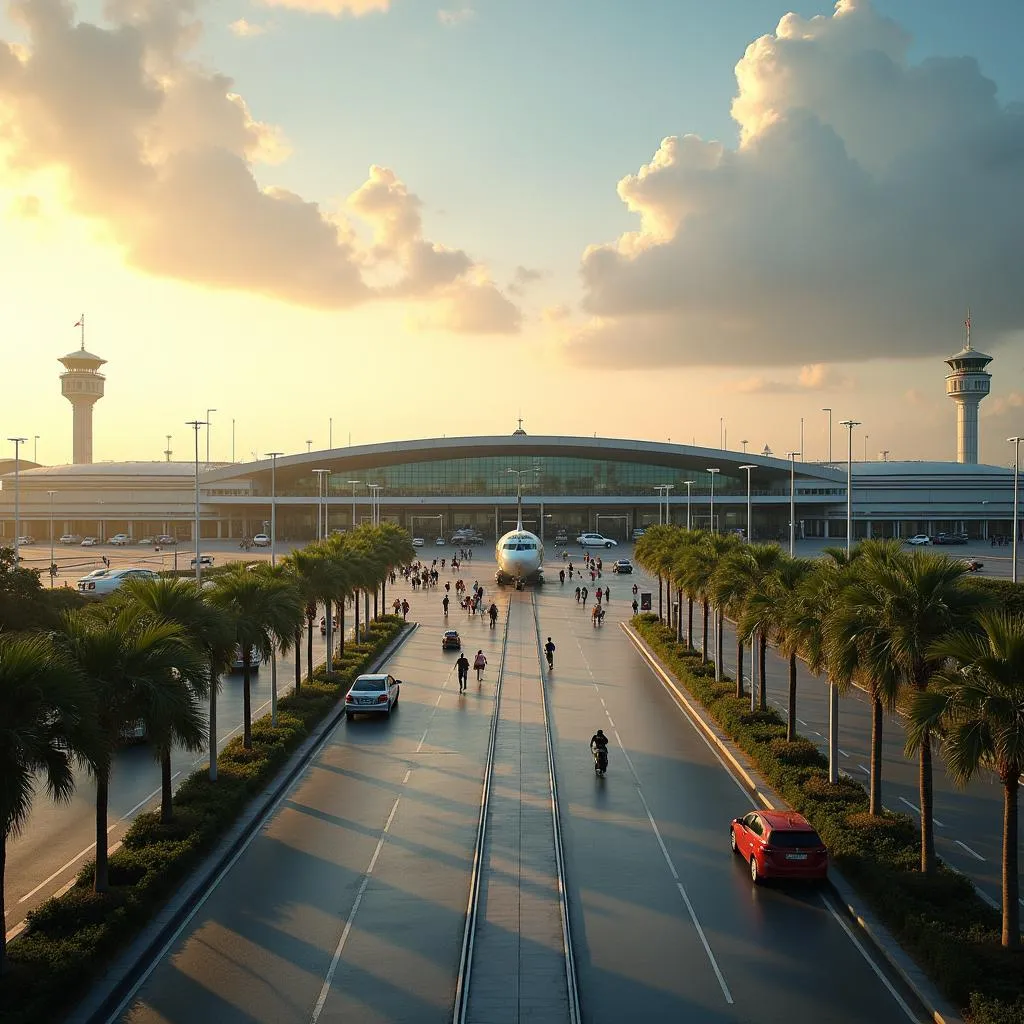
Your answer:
731;810;828;884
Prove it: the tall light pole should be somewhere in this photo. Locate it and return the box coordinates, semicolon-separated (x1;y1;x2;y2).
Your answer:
786;452;801;556
839;420;860;555
33;435;40;463
186;421;207;581
822;408;833;462
368;483;383;525
205;409;216;465
654;484;670;524
312;470;330;540
8;437;27;561
864;434;870;462
799;419;804;462
348;479;360;530
707;468;720;533
683;481;693;530
1010;437;1022;584
47;489;57;586
266;453;283;567
739;465;756;542
741;440;748;454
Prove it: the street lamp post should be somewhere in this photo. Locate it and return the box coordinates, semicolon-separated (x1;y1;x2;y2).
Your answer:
205;409;216;465
822;408;832;462
707;468;719;533
738;465;756;542
368;483;382;525
864;435;870;462
8;437;27;562
47;490;56;586
840;420;860;555
683;481;693;530
1010;437;1022;584
348;479;360;530
33;435;40;464
786;452;801;556
312;470;330;540
186;421;207;581
266;452;283;726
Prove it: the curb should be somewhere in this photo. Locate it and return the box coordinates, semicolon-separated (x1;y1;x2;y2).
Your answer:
69;622;418;1024
621;622;965;1024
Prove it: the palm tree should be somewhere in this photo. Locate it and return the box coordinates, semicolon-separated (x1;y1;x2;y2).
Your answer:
289;543;347;677
0;634;88;974
907;610;1024;946
54;606;206;891
115;576;230;801
854;550;989;872
209;566;304;749
703;533;741;679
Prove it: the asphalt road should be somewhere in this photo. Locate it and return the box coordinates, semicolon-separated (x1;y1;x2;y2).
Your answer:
108;559;924;1023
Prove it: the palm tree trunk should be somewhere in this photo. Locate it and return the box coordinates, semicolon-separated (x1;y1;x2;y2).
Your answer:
294;627;302;690
687;596;694;650
735;637;744;699
0;839;7;974
242;652;253;750
869;697;883;815
373;589;378;619
339;600;346;658
919;725;935;873
677;588;684;643
716;608;724;676
701;601;709;663
160;747;173;824
380;576;386;616
325;598;333;673
1002;774;1020;948
208;657;218;782
354;590;361;642
657;574;663;620
94;766;110;892
787;652;798;742
758;632;768;710
306;616;314;685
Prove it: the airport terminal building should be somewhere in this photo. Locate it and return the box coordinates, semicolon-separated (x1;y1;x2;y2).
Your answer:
1;432;1017;546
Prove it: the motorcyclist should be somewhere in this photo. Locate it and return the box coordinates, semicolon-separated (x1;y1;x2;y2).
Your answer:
544;637;556;669
590;729;609;773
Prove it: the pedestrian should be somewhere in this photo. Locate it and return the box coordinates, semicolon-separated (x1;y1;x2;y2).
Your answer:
596;587;603;604
488;602;498;627
604;586;610;603
392;598;401;615
559;568;565;584
582;586;589;605
575;586;581;602
443;595;450;616
473;649;487;681
632;598;639;616
456;652;470;692
401;598;410;620
632;583;638;596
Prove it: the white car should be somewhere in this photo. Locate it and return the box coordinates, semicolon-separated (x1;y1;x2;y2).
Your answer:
411;537;425;547
435;536;446;546
229;645;263;671
110;533;131;546
59;534;81;544
81;536;98;546
345;673;400;718
907;534;932;545
191;555;215;568
576;532;619;548
16;535;34;545
77;567;157;596
252;533;271;547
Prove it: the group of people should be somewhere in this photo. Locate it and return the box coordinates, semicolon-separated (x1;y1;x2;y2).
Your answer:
455;649;488;692
390;597;411;620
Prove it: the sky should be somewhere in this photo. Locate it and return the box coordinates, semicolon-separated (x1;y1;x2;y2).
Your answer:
1;0;1022;468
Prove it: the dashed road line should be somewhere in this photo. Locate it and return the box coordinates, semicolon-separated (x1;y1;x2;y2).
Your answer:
954;840;985;862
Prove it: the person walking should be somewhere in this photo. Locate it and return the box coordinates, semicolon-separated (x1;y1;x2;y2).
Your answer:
456;652;470;693
401;598;410;620
488;602;498;628
581;586;589;605
559;568;565;584
392;598;401;615
575;586;581;603
442;594;450;616
632;597;639;616
473;649;487;681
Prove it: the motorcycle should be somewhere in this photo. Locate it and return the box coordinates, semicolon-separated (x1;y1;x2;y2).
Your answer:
593;748;608;776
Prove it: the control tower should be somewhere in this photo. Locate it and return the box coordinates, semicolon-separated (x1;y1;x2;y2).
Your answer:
944;312;991;465
59;315;106;465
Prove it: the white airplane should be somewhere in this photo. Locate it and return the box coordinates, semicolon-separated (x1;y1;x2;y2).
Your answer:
494;481;544;588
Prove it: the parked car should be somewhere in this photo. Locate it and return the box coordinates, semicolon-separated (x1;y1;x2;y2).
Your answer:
80;536;98;546
138;537;155;545
611;559;634;574
16;535;34;545
411;537;425;547
906;534;931;545
576;532;618;548
109;533;131;546
442;629;462;650
191;554;215;568
77;567;158;597
252;533;271;547
229;645;262;671
344;673;400;719
59;533;81;544
435;536;446;546
961;558;984;572
933;533;969;545
156;535;177;545
632;527;646;540
554;532;568;546
731;810;828;883
320;615;339;634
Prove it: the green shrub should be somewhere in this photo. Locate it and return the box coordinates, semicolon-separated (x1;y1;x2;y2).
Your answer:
3;614;406;1022
630;613;1023;1020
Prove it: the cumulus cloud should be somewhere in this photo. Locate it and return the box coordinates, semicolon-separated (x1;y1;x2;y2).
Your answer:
508;265;544;295
438;7;474;26
229;18;269;37
731;363;850;394
569;0;1024;368
259;0;390;16
0;0;518;330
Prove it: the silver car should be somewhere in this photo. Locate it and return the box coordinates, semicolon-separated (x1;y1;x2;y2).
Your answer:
345;673;401;719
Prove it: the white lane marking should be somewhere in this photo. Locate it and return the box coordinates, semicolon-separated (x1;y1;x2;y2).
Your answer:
17;774;181;904
839;749;849;758
820;897;920;1023
810;730;822;737
402;768;412;785
606;714;616;728
797;718;808;727
599;697;606;707
632;788;733;1004
954;840;985;862
858;764;870;775
416;671;453;753
416;728;430;752
898;796;946;827
611;731;639;780
308;793;401;1022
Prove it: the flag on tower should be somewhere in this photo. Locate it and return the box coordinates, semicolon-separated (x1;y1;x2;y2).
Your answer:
73;316;84;328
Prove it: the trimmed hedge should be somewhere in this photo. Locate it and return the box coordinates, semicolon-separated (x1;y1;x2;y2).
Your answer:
632;613;1023;1024
1;615;406;1024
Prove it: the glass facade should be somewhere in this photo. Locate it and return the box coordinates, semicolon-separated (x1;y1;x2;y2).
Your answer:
270;456;755;499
